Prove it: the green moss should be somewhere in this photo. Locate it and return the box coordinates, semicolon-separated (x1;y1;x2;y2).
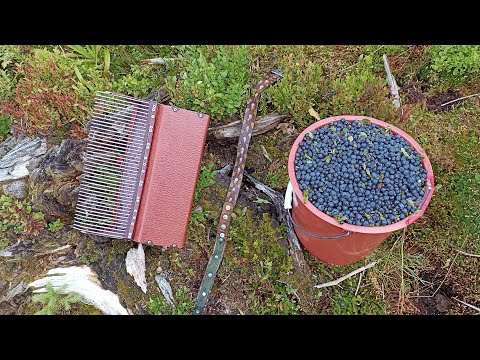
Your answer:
148;285;194;315
222;208;299;314
80;239;102;265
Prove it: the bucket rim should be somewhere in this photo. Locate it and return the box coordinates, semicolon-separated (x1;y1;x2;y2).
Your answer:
287;115;435;234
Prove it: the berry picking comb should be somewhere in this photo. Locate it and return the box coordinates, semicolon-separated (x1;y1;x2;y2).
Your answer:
73;91;210;247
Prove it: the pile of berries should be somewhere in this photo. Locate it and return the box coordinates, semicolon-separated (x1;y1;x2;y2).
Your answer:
294;119;427;226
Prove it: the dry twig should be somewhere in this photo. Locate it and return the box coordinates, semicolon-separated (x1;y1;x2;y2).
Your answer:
453;297;480;313
441;93;480;107
354;271;363;296
314;262;377;289
456;250;480;258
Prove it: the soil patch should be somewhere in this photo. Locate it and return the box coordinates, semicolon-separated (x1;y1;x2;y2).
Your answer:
427;90;462;113
401;81;429;106
413;269;456;314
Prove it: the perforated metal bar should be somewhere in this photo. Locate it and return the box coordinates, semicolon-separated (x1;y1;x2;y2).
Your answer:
73;91;156;239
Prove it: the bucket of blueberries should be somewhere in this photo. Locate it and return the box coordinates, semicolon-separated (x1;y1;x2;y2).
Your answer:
286;115;435;266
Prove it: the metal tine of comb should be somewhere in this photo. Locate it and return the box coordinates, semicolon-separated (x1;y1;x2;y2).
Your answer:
88;121;147;135
94;98;150;110
73;90;155;239
88;121;147;137
75;193;134;207
74;207;126;220
79;173;138;190
83;154;144;169
92;109;150;124
77;184;136;199
74;213;129;227
84;143;145;158
82;163;140;178
94;101;150;115
74;208;130;221
75;207;128;221
81;173;138;188
74;216;125;228
93;99;149;112
77;187;135;201
96;91;152;105
86;130;147;146
72;224;127;238
88;121;144;141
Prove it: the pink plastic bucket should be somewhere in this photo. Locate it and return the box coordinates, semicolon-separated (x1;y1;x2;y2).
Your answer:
287;115;435;265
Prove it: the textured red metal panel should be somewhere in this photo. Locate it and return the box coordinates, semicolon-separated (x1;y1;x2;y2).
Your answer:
133;105;210;247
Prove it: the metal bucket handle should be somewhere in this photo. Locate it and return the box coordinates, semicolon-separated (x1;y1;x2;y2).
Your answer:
287;208;352;239
284;182;352;239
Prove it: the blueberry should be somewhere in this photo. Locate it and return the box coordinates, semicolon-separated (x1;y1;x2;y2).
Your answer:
294;120;426;226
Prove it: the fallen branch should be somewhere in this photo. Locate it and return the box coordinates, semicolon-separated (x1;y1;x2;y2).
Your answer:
441;93;480;107
141;57;177;65
208;113;291;140
383;54;402;109
28;266;128;315
34;244;73;258
453;297;480;313
314;262;377;289
243;172;309;275
354;271;363;296
456;250;480;258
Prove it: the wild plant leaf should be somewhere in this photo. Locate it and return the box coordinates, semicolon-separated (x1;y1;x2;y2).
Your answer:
67;45;93;60
303;189;310;203
308;107;321;120
325;155;331;163
253;197;271;204
358;131;367;138
348;135;354;142
103;49;110;77
308;132;314;139
401;147;411;158
73;66;84;82
406;198;416;207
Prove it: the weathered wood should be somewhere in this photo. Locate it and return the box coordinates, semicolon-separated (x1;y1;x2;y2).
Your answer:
155;275;175;306
125;244;147;293
141;57;177;65
0;137;47;184
243;173;309;275
208;113;291;140
314;262;377;289
0;281;27;303
383;54;402;109
28;266;128;315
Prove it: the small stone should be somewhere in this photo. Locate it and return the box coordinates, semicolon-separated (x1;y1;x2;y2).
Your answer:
193;205;204;213
2;180;27;199
435;293;451;313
